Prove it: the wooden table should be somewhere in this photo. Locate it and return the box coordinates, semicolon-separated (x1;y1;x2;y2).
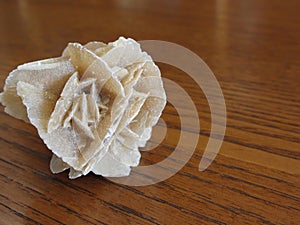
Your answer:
0;0;299;224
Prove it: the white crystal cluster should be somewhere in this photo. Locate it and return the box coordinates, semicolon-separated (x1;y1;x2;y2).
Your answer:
0;37;166;178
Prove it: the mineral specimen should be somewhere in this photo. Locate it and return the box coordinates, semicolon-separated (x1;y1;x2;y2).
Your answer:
0;37;166;178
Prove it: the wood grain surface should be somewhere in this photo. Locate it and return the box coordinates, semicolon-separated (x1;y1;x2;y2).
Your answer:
0;0;299;224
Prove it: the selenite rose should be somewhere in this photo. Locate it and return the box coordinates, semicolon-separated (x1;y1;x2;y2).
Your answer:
0;37;166;178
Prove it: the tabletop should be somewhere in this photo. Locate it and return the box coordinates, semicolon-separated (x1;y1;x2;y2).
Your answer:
0;0;299;224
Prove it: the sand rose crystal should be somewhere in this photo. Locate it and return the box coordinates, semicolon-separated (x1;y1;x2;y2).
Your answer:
0;37;166;178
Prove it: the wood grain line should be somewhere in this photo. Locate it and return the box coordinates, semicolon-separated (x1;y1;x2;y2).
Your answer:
0;202;41;225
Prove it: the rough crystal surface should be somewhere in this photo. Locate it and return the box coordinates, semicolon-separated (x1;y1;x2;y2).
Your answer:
0;37;166;178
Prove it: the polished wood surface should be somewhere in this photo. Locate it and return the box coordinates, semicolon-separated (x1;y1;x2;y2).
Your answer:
0;0;300;224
